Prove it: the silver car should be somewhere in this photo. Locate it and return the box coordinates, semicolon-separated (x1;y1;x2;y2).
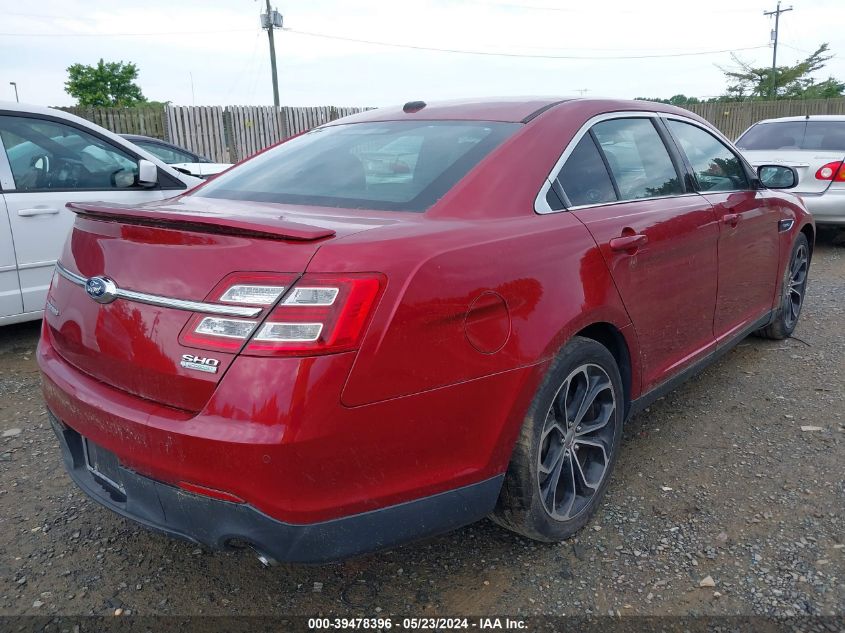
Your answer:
737;115;845;226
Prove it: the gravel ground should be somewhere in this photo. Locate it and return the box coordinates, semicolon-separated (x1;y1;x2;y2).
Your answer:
0;231;842;620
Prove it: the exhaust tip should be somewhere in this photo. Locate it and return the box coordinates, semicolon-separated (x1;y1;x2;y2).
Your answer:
252;548;278;568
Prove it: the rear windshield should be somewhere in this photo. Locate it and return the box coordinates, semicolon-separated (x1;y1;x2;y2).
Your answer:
736;120;845;152
194;121;518;212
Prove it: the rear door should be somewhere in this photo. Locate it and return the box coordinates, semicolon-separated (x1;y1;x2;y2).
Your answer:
0;150;23;319
664;117;781;342
0;113;182;314
549;113;719;393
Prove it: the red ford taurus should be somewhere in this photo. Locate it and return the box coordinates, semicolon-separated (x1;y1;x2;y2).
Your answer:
38;98;813;564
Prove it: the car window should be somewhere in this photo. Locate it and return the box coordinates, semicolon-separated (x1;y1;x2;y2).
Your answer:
555;134;617;207
0;116;139;191
736;120;845;152
592;118;682;200
136;140;196;164
666;120;750;192
195;121;518;212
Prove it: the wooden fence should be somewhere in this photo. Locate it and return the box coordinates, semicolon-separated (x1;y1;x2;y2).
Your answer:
60;98;845;160
59;106;167;139
683;98;845;141
58;104;369;163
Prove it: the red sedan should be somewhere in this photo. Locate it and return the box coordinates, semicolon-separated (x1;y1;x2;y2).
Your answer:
38;98;813;564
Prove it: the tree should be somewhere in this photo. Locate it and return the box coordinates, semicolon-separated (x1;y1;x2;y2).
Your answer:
65;59;147;107
720;44;844;100
635;95;701;105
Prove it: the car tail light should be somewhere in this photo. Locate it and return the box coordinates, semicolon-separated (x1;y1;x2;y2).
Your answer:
814;161;845;181
244;273;385;356
180;272;297;352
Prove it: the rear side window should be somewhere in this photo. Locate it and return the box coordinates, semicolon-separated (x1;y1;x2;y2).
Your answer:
195;121;518;212
737;120;845;152
667;120;750;193
556;135;617;207
592;118;682;200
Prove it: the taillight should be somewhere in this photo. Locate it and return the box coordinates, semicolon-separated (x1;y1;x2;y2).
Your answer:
179;272;297;352
815;161;845;181
244;273;385;356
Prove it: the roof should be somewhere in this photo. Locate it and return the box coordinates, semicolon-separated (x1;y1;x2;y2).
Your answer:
753;115;845;124
324;97;711;128
326;97;571;125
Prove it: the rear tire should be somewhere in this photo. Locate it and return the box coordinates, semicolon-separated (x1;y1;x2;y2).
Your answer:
757;233;810;340
491;336;624;541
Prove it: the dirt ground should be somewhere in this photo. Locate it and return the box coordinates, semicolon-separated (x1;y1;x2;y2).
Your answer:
0;231;842;620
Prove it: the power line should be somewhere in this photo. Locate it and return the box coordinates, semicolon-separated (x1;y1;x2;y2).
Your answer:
283;28;769;60
0;28;258;37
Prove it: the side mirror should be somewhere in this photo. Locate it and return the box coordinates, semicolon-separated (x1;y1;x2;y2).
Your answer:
757;164;798;189
137;159;159;187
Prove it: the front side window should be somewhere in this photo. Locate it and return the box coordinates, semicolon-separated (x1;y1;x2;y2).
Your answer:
555;134;617;207
195;121;518;212
667;120;749;193
0;116;139;191
136;140;195;164
592;118;682;200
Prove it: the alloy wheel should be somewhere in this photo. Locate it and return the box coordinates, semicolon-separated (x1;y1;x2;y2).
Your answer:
784;242;809;330
537;363;617;521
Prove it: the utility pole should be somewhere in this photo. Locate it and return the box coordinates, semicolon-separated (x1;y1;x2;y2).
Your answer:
261;1;283;107
764;1;792;99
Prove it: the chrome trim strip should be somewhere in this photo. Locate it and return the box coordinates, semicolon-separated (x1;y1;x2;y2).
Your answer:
55;263;87;286
54;262;263;318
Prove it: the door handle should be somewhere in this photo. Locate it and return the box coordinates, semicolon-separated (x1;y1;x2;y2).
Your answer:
18;207;60;217
609;234;648;252
722;213;740;227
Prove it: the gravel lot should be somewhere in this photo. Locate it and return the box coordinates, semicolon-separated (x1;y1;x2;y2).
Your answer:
0;231;842;620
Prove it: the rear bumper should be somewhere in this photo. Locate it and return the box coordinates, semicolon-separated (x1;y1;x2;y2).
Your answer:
798;187;845;225
50;412;502;563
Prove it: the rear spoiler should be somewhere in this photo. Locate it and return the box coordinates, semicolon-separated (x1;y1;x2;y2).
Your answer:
67;202;336;242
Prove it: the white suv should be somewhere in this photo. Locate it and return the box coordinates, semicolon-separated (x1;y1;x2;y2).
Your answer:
0;102;202;325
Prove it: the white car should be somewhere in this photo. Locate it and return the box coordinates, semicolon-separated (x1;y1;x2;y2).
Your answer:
0;102;202;325
736;115;845;226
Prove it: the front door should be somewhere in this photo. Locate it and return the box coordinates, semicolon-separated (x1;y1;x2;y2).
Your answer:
664;119;781;342
0;191;23;320
0;114;168;314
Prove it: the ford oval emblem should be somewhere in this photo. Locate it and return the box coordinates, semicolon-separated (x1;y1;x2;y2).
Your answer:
85;276;118;304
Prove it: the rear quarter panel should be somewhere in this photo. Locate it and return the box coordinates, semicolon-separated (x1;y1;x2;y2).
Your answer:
307;214;636;407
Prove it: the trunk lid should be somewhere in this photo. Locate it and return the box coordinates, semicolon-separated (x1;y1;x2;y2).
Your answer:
742;149;845;194
45;197;390;412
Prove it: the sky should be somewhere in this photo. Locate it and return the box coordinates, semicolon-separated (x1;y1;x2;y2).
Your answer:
1;0;844;108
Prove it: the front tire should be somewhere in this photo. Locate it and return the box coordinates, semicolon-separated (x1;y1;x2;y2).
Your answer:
491;336;624;542
758;233;810;340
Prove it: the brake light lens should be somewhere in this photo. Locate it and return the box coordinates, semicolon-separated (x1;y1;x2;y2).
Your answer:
220;285;285;305
244;273;384;356
815;161;845;181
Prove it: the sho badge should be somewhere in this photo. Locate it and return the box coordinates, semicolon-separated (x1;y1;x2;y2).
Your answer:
180;354;220;374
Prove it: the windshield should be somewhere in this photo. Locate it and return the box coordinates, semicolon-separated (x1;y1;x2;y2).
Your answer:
737;120;845;152
194;121;518;212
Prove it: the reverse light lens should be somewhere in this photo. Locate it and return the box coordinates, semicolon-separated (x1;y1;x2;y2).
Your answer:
254;322;323;342
195;317;257;339
220;284;285;305
282;287;339;305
